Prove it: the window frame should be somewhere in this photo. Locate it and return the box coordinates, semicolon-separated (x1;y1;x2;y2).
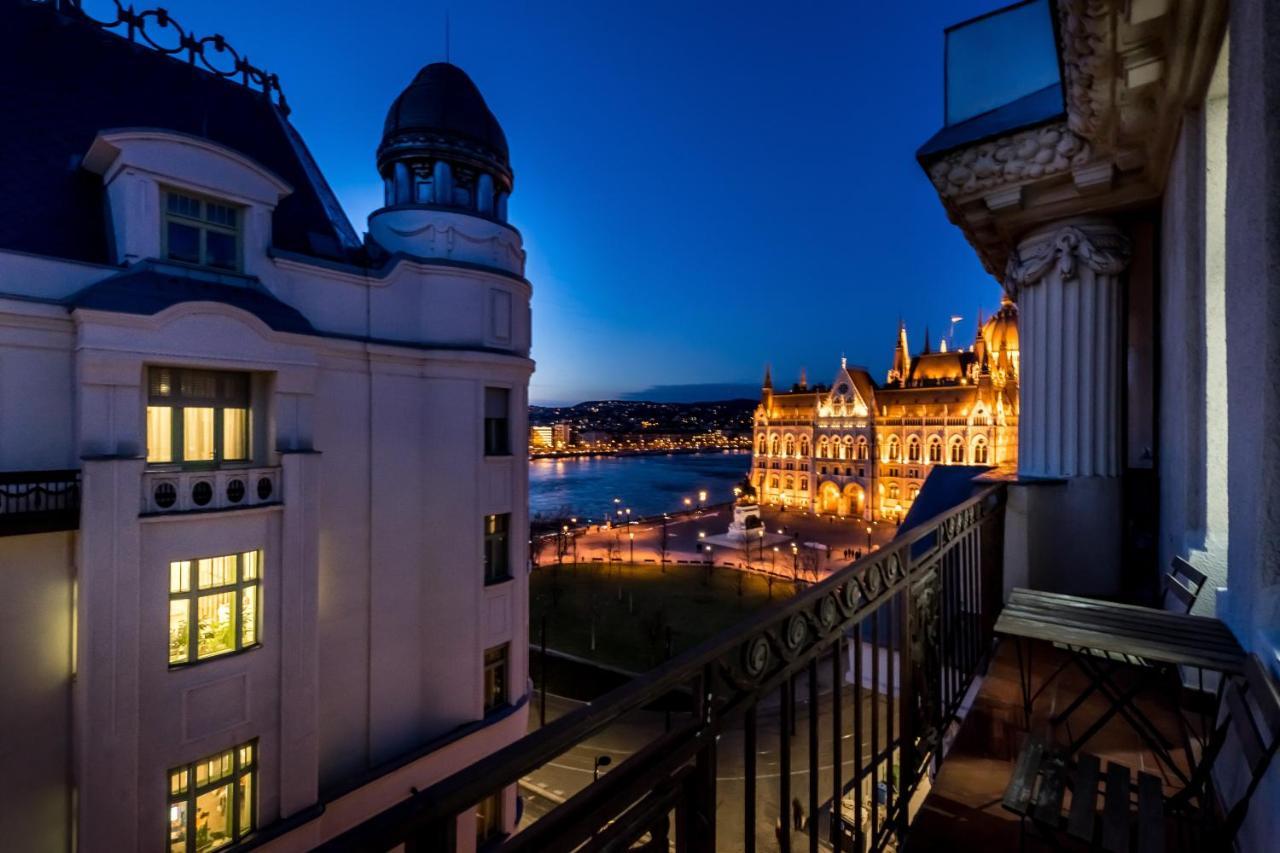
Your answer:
168;550;263;668
483;387;512;457
483;643;509;714
476;790;504;846
166;740;257;853
146;367;252;469
483;513;512;585
162;188;244;272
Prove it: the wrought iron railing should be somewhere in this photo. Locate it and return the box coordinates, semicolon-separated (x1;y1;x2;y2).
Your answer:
320;484;1006;852
27;0;289;114
0;469;81;536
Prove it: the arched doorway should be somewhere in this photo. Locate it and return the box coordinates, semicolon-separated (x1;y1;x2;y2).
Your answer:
818;481;841;515
842;483;866;519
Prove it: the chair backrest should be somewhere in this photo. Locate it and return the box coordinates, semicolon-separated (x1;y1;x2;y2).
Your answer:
1162;555;1208;613
1211;654;1280;843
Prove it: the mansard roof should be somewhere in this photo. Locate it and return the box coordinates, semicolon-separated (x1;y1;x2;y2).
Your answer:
0;2;362;266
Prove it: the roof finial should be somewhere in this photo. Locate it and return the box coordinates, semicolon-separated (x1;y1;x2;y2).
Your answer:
762;363;773;390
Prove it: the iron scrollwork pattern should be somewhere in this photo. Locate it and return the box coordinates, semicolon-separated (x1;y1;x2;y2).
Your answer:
30;0;290;114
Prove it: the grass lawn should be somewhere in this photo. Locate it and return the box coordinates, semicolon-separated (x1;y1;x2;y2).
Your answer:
529;561;799;673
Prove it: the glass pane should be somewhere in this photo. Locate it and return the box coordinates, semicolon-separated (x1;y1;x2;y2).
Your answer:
168;192;201;218
168;800;188;853
170;560;191;594
196;592;237;659
236;773;253;837
238;744;254;767
194;783;233;852
240;586;257;647
147;406;174;463
181;371;218;401
241;551;259;581
222;408;249;461
945;0;1060;125
205;203;237;228
170;769;188;795
198;556;236;590
167;221;201;264
205;230;238;271
183;408;215;462
169;600;190;665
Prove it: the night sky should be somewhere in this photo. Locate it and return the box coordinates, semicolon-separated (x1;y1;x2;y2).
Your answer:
162;0;1012;404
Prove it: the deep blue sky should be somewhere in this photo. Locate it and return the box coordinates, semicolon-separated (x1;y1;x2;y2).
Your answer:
165;0;1010;404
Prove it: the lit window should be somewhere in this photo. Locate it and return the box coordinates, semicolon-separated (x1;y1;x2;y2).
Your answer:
950;437;965;463
928;438;943;463
168;741;256;852
484;387;511;456
147;368;251;467
974;438;989;464
484;644;508;713
484;514;510;585
169;550;262;665
476;791;503;845
164;190;241;271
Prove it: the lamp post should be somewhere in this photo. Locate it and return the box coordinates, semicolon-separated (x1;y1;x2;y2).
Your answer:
628;530;634;564
698;489;707;509
866;525;873;552
559;525;567;565
791;542;798;575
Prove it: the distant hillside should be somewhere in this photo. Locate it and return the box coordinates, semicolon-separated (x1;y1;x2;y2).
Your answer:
529;398;757;436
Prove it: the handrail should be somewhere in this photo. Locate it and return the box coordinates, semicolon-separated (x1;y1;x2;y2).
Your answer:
0;468;81;536
319;482;1006;851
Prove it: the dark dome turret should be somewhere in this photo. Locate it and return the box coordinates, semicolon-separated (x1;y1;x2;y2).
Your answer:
376;62;512;220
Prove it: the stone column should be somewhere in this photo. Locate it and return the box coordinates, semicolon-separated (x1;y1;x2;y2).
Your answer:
1003;217;1132;595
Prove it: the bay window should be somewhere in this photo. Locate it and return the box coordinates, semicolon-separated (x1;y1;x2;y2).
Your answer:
147;367;251;466
169;550;261;665
168;741;256;852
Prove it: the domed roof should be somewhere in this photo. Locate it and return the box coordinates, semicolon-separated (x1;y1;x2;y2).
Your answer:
378;63;510;182
982;295;1019;352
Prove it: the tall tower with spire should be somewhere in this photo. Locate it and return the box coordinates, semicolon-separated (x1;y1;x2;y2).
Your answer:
888;322;911;385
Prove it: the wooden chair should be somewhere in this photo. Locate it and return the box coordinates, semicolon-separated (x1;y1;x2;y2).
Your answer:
1003;653;1280;852
1035;558;1210;761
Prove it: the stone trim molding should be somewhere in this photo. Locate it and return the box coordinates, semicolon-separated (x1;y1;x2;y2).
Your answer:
1058;0;1110;141
927;121;1093;199
1005;219;1132;298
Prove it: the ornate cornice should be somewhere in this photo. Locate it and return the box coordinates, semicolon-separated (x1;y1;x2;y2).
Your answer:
1058;0;1111;141
1004;220;1132;298
927;120;1093;199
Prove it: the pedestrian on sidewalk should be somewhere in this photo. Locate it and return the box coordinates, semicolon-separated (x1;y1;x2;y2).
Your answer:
792;797;804;831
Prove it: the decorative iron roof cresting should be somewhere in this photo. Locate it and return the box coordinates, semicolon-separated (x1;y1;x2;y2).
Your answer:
29;0;289;115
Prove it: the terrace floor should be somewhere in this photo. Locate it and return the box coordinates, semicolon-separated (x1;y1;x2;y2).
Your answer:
906;639;1206;852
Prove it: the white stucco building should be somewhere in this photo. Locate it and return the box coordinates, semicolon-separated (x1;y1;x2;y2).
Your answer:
0;3;531;850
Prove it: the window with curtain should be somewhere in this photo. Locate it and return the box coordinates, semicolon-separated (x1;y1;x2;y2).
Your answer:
167;741;256;852
484;387;511;455
147;367;251;467
169;550;261;665
484;514;510;584
164;189;242;271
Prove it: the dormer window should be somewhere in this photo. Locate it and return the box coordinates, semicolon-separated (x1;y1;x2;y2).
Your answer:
163;190;241;271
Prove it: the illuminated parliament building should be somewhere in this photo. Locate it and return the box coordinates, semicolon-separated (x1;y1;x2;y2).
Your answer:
751;299;1019;521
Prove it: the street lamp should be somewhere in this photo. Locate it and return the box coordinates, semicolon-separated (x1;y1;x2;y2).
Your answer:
683;496;692;509
628;530;634;563
866;526;873;551
593;754;612;781
698;489;707;508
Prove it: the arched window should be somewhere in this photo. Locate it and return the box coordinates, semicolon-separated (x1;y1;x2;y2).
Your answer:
800;477;809;491
769;435;780;456
798;436;810;457
888;483;900;499
907;436;921;462
928;436;943;463
769;476;779;489
838;437;850;460
818;436;829;458
908;484;919;501
856;436;869;461
783;435;796;457
949;436;965;463
886;436;901;462
784;476;795;491
757;434;767;455
973;437;989;464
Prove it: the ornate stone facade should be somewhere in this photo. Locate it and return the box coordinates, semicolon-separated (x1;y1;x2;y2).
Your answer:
749;306;1019;521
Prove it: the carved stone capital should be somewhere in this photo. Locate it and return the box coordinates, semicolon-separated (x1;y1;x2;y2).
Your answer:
1004;219;1132;298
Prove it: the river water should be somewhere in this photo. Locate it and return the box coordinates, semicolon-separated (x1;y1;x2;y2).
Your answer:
528;450;750;523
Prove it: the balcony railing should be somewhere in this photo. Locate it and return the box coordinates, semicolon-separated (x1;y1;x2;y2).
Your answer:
141;466;281;515
320;484;1006;852
0;469;80;536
